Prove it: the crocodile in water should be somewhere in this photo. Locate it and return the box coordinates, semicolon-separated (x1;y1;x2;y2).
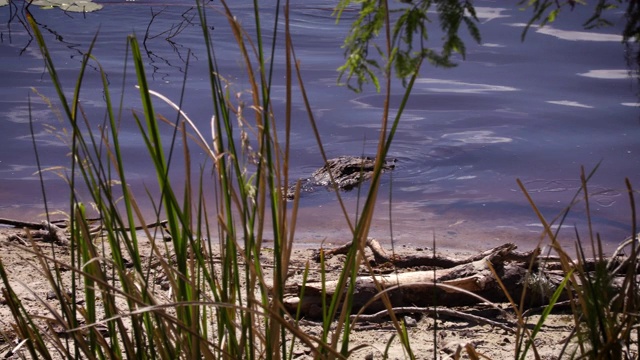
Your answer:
284;156;396;200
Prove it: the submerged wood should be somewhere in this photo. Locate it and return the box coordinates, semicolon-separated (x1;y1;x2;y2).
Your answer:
285;156;396;200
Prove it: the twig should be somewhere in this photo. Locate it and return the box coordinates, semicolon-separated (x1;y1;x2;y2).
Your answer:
121;220;169;232
0;219;69;246
350;306;515;333
521;299;575;317
40;221;69;246
0;218;46;229
7;235;28;246
318;239;521;269
2;338;28;359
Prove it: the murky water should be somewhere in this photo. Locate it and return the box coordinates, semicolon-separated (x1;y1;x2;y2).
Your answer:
1;1;638;253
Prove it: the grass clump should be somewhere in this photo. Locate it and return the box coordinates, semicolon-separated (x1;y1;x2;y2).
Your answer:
508;169;640;359
0;0;421;358
0;1;638;359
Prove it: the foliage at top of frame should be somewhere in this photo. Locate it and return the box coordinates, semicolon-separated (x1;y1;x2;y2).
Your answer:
336;0;640;93
519;0;640;83
335;0;481;93
519;0;639;40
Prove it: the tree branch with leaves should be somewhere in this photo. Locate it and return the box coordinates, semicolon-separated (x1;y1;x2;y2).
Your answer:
334;0;481;93
336;0;640;93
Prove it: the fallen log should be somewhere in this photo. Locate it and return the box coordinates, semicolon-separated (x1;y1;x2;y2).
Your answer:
1;220;70;246
285;244;534;317
316;239;540;268
286;239;640;318
1;217;171;245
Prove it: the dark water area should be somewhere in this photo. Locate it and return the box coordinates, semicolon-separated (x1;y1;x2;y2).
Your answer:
1;1;638;253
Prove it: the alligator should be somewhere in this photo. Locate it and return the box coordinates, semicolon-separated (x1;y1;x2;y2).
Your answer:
284;156;396;200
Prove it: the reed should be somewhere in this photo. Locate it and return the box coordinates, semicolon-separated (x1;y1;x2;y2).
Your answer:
0;1;637;359
502;167;639;359
0;0;420;358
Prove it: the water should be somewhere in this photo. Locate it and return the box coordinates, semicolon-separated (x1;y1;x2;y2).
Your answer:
1;1;638;253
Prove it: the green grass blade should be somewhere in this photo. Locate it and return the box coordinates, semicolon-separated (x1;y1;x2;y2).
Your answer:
518;269;573;360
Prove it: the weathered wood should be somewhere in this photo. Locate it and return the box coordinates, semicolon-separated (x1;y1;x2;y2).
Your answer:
284;244;533;317
0;218;48;229
1;219;70;246
286;239;640;318
319;239;533;269
41;222;70;246
1;217;167;230
320;238;639;272
351;306;515;333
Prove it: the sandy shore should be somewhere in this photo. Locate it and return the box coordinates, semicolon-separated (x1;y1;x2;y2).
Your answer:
0;225;626;359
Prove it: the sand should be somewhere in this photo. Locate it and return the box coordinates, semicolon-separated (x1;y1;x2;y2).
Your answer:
0;225;631;359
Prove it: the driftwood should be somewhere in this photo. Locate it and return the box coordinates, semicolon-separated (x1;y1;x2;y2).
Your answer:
285;240;640;318
1;219;70;246
0;217;167;232
317;239;539;268
0;217;169;246
351;306;515;333
285;243;531;317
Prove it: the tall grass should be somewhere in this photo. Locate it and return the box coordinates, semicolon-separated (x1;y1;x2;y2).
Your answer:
0;0;421;359
507;168;640;359
0;1;638;359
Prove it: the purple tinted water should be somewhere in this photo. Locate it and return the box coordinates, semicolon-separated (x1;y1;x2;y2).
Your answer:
0;1;638;253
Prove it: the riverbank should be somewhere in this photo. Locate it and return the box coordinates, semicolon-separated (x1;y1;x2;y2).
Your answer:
1;223;631;359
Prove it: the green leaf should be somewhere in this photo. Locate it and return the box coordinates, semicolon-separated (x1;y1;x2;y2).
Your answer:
336;0;480;92
547;8;559;23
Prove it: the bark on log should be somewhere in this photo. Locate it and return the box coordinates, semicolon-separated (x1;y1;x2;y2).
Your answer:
0;219;70;246
317;239;539;269
284;240;640;318
285;244;536;317
0;217;169;245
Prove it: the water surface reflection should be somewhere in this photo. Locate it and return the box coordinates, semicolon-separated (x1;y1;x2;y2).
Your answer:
0;1;638;253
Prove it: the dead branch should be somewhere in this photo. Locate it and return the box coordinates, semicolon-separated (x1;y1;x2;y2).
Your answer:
285;244;530;317
38;222;69;246
351;306;515;333
318;238;531;269
0;219;69;246
1;217;168;238
0;218;47;229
